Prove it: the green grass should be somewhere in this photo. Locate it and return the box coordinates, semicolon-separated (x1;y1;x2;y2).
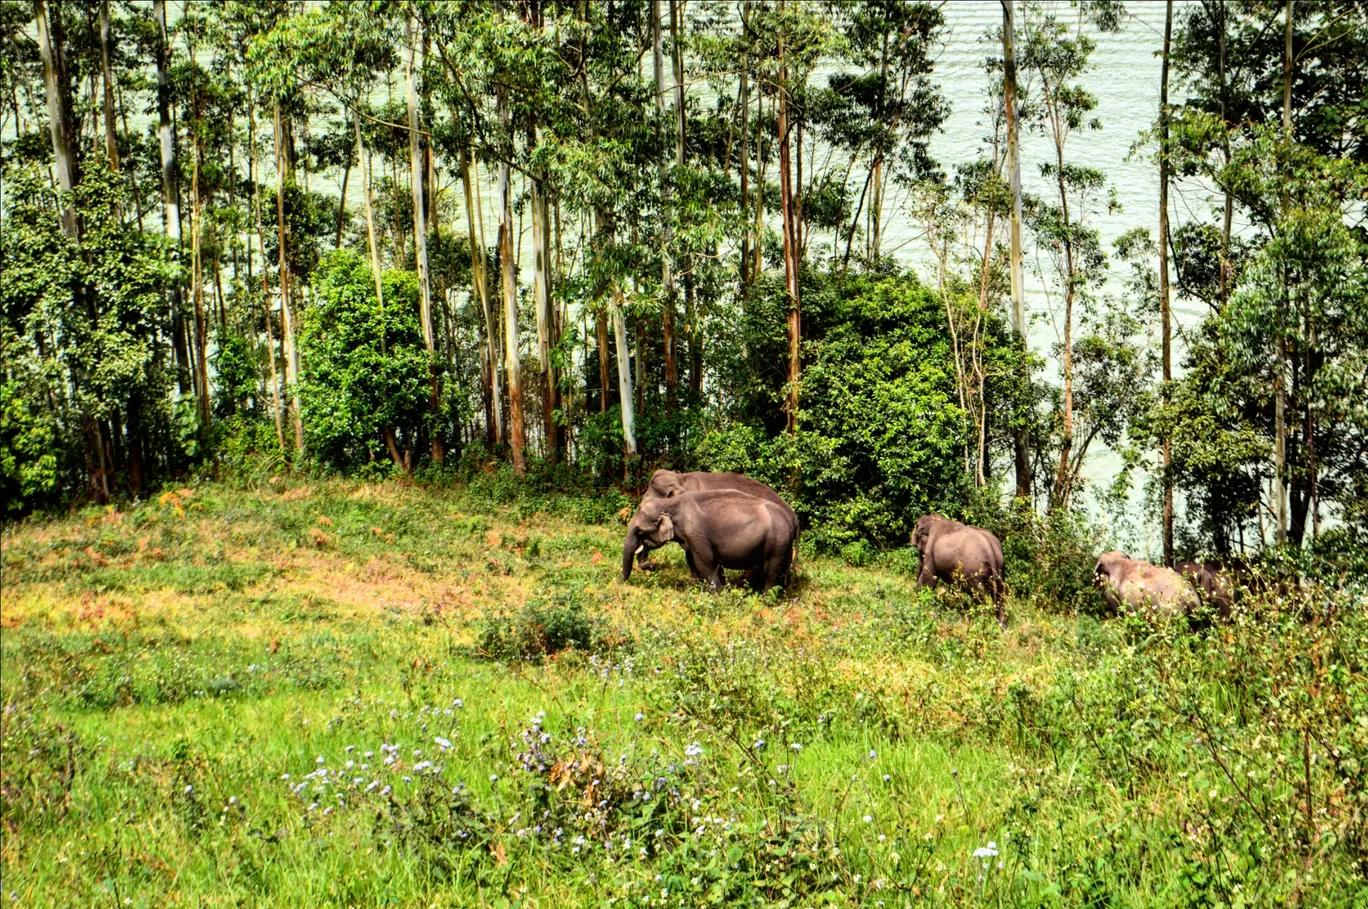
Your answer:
2;478;1364;906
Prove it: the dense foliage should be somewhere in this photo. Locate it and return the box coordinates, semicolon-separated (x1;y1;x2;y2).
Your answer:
2;0;1366;562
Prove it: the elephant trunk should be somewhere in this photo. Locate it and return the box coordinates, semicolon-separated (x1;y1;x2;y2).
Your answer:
622;529;640;581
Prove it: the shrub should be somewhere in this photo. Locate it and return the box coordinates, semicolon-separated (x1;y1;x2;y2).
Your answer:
476;592;622;660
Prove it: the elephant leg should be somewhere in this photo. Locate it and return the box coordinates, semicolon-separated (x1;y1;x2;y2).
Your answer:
760;548;792;594
917;567;939;591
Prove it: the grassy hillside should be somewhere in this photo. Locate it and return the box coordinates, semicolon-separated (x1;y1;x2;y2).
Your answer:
1;479;1364;907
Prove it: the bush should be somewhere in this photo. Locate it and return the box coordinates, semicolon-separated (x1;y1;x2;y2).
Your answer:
476;592;622;661
701;271;1028;550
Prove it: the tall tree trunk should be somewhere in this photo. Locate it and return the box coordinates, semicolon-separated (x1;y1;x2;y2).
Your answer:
738;5;750;294
153;0;189;395
596;309;611;413
405;11;442;464
353;112;387;353
250;96;287;454
116;77;144;230
530;165;558;463
652;0;678;406
1274;0;1292;543
335;124;350;249
275;103;304;453
1159;0;1174;565
670;0;699;396
1043;77;1077;513
777;3;801;433
497;92;526;474
189;32;210;426
613;286;637;457
99;1;118;173
1216;0;1232;312
191;141;210;424
36;0;78;238
461;142;502;443
1002;0;1030;500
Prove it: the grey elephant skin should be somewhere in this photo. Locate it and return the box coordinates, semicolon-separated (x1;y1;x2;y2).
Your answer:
1175;559;1245;621
636;470;797;569
912;515;1006;627
622;490;797;593
1094;551;1199;619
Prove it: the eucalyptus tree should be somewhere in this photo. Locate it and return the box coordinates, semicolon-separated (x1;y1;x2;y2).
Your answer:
743;1;837;432
1001;0;1029;499
1164;0;1368;545
821;0;946;265
1014;0;1123;514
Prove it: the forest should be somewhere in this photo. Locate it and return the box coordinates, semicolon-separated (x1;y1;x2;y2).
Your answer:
3;0;1367;561
4;2;1368;905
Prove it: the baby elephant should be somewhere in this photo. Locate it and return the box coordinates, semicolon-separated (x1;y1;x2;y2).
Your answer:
912;515;1006;627
622;490;797;594
1094;551;1199;619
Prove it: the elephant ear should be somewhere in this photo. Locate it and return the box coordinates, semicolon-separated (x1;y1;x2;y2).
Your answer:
657;513;675;542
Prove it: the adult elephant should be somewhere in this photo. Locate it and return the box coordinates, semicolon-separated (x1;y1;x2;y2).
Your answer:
1094;551;1199;619
635;470;797;570
912;515;1006;627
1175;559;1243;621
621;490;797;594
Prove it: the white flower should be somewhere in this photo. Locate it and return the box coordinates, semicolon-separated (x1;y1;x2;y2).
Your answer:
685;742;703;757
635;713;644;722
863;815;872;823
435;737;451;750
316;755;325;764
868;750;877;760
490;774;499;782
972;842;999;859
791;743;803;751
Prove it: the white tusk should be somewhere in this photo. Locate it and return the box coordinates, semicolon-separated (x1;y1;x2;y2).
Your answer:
634;545;644;555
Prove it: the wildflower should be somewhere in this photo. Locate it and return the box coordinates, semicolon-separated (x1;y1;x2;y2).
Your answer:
345;745;355;753
280;774;291;780
753;739;765;750
883;774;891;782
435;736;451;750
307;802;318;812
414;762;432;772
791;743;803;751
635;713;644;722
316;755;325;764
490;774;499;782
868;749;877;760
863;815;872;823
228;796;238;806
184;784;193;794
972;842;999;859
380;786;392;796
685;742;703;757
454;698;464;709
366;780;379;792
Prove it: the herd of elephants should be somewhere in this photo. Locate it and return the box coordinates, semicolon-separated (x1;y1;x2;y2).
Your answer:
622;470;1246;628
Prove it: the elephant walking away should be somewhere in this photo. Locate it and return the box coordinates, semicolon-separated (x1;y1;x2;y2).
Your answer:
1095;551;1199;619
912;515;1006;627
636;470;798;571
622;490;798;594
